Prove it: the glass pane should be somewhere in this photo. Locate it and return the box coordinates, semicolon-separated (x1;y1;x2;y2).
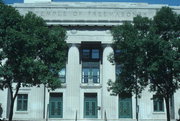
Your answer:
51;102;55;115
159;100;164;111
83;68;90;83
59;68;66;83
23;100;28;111
18;95;23;99
17;100;22;110
83;49;90;59
92;102;96;115
92;68;99;83
85;102;89;115
154;101;158;111
92;49;99;59
57;102;61;115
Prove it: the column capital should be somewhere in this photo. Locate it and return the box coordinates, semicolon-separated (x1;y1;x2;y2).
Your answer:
102;44;113;49
68;43;80;48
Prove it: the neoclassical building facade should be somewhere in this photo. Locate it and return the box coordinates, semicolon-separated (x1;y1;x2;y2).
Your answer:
0;1;180;121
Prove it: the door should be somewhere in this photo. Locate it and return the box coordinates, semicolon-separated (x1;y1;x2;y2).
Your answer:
84;95;97;118
119;97;132;118
49;93;62;118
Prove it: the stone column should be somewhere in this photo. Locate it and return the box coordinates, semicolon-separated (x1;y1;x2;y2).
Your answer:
65;44;81;119
102;45;118;119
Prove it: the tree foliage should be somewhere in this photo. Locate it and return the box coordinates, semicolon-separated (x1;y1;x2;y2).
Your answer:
109;7;180;121
0;3;67;120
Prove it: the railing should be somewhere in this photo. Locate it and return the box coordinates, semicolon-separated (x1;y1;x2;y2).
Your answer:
82;75;100;83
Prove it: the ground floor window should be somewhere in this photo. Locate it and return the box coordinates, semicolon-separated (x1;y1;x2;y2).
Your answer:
119;96;132;118
84;93;97;118
153;95;164;112
17;94;28;111
49;93;63;118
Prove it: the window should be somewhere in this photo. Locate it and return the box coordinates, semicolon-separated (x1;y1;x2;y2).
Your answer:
92;49;100;59
17;94;28;111
84;93;97;118
49;93;63;118
82;62;100;83
58;68;66;83
153;95;164;112
82;49;100;61
119;96;132;118
116;64;121;78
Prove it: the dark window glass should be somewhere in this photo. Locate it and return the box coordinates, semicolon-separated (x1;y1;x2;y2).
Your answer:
153;95;164;112
92;49;99;59
82;48;100;61
119;96;132;118
82;49;90;59
17;94;28;111
49;93;63;118
84;93;97;118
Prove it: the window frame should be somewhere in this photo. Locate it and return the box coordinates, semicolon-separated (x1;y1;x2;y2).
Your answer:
119;95;132;118
49;93;63;118
58;68;66;83
82;48;100;62
153;95;164;112
82;62;100;84
84;93;98;118
16;94;28;111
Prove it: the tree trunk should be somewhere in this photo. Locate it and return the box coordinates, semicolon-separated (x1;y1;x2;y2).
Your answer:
8;82;21;121
165;96;171;121
9;96;15;121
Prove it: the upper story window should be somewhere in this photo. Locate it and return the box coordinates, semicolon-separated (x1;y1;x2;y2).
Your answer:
81;42;102;84
82;48;100;61
58;68;66;83
82;62;100;84
81;42;102;62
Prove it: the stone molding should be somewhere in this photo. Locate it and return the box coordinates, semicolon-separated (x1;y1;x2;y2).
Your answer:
13;2;180;26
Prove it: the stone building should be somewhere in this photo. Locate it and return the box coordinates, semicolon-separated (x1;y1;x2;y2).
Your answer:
0;0;180;121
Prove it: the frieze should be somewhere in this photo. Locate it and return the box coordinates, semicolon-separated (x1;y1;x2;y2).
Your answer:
17;8;155;21
14;3;180;25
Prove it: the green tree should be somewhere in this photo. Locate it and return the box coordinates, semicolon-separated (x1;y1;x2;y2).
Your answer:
109;7;180;121
0;3;68;121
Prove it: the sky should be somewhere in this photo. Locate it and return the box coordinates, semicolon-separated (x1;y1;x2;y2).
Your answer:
4;0;180;6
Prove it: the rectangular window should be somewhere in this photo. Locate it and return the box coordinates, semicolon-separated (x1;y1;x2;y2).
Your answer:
17;94;28;111
49;93;63;118
119;96;132;118
82;48;100;61
82;62;100;83
116;64;121;78
153;95;164;112
84;93;97;118
58;68;66;83
92;49;99;59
